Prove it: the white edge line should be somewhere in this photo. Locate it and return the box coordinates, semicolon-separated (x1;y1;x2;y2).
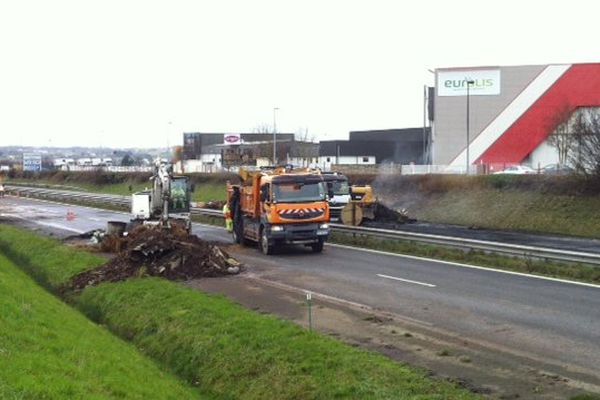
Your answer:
376;273;436;288
328;243;600;289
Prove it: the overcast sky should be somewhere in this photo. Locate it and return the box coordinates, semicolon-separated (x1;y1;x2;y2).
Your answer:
1;0;598;148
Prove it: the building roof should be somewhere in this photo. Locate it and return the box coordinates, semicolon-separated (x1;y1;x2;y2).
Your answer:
349;128;429;142
319;140;395;162
321;128;428;163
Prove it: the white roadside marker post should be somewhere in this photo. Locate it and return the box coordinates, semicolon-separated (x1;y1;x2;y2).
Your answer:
306;292;313;331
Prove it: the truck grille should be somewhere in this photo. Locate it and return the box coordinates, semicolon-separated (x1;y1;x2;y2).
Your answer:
277;208;325;220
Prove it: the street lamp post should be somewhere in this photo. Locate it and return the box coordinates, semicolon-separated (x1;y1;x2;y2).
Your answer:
273;107;279;165
466;80;475;174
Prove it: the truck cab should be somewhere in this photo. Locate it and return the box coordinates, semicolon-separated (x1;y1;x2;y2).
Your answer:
321;172;351;222
228;166;330;255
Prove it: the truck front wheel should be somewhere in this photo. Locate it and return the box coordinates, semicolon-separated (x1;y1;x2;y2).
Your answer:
260;228;274;255
311;239;324;253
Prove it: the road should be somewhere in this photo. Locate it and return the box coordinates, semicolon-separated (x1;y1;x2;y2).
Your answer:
1;196;599;392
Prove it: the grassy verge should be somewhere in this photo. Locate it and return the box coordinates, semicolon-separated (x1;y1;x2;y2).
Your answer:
330;232;600;284
0;252;199;399
0;225;106;290
417;189;600;238
77;278;477;400
0;224;479;400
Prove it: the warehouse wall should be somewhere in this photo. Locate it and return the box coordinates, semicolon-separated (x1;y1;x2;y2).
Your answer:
432;65;545;165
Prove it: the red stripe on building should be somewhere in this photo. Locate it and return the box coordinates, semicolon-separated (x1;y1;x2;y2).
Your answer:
476;64;600;164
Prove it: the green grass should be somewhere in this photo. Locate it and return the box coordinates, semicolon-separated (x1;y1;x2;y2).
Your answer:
77;278;479;400
0;225;106;290
0;252;199;399
571;394;600;400
416;188;600;238
330;232;600;284
0;224;479;400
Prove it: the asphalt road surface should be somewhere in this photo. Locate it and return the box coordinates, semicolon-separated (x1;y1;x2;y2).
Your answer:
1;196;599;387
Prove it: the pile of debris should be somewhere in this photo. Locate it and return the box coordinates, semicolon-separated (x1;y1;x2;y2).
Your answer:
66;226;241;291
373;203;414;224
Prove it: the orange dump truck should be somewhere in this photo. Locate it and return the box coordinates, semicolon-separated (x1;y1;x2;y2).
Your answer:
227;166;330;255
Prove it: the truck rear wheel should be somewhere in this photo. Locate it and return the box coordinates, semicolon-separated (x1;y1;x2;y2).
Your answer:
260;228;274;255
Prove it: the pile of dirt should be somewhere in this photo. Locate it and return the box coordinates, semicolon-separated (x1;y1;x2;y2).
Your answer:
65;226;241;292
373;203;414;224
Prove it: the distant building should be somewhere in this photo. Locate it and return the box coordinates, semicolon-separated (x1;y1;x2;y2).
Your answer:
77;158;92;166
318;128;428;170
53;158;76;168
182;132;318;172
430;63;600;170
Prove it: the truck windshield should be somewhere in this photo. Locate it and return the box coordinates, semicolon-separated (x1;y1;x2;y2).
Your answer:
169;178;189;212
331;180;349;195
273;182;325;203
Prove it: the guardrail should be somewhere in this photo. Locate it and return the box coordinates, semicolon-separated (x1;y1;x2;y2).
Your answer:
5;184;600;266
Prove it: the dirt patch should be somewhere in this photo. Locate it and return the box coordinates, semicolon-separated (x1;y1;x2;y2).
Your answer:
64;226;241;292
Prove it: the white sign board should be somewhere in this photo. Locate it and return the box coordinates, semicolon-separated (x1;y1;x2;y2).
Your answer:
223;133;242;145
437;70;501;96
23;153;42;172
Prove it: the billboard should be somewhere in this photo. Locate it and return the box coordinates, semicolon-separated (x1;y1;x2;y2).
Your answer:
437;69;501;96
23;153;42;172
223;133;242;145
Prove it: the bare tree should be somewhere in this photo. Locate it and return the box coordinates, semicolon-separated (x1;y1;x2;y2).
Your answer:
295;127;315;143
292;127;318;166
250;123;283;163
252;124;274;134
547;105;576;165
568;108;600;176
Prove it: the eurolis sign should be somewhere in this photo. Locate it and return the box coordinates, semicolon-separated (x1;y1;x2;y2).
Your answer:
223;133;241;145
437;69;501;96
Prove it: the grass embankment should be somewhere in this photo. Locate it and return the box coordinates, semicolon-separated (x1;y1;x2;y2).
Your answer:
0;254;198;399
374;174;600;238
0;226;106;290
0;224;479;400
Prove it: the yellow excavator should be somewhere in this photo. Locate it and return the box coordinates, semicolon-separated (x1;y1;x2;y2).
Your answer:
340;184;410;226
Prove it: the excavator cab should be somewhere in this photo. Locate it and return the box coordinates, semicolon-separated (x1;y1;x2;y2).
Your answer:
168;176;191;213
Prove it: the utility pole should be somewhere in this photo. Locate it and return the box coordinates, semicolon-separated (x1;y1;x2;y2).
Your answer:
273;107;279;165
466;80;474;174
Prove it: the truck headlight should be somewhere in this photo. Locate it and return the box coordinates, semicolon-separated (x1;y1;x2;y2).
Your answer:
319;223;329;230
271;225;284;232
